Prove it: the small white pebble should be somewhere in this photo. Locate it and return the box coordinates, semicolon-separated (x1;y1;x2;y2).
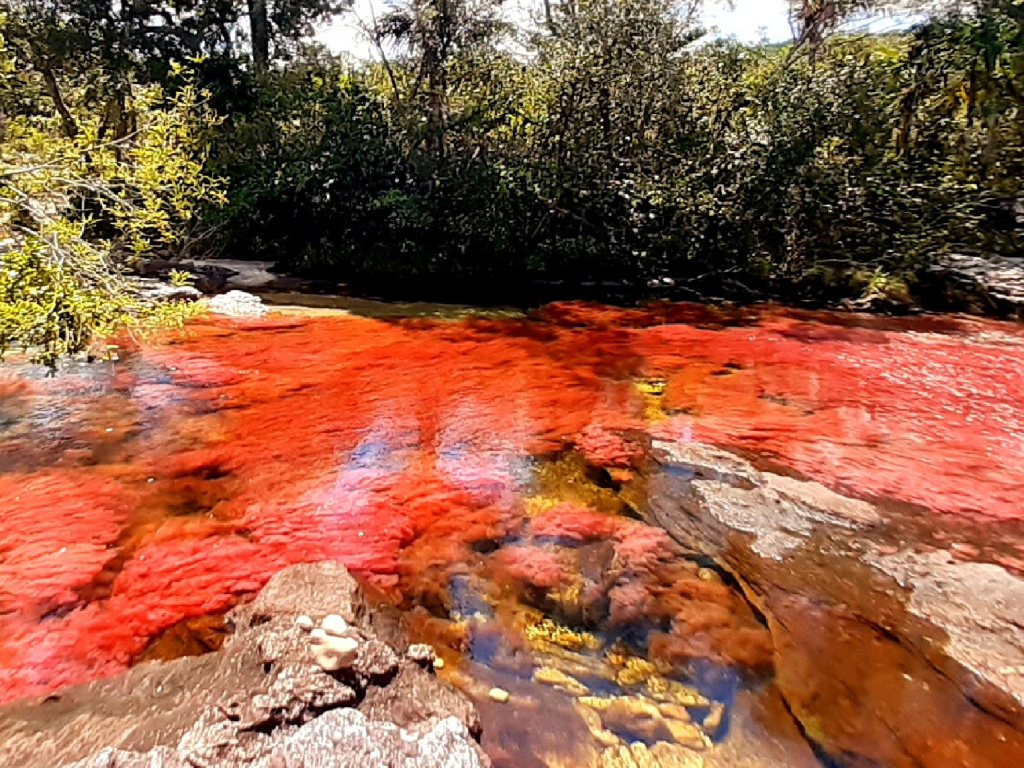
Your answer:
310;628;328;645
407;643;436;663
295;615;315;631
314;637;359;672
488;687;510;703
433;658;445;670
321;614;349;637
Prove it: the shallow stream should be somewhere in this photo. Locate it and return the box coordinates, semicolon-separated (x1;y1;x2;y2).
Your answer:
2;301;1023;767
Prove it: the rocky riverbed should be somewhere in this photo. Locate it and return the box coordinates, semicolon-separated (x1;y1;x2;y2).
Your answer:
2;302;1023;768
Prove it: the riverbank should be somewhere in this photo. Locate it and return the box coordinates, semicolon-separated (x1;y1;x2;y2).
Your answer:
143;255;1024;320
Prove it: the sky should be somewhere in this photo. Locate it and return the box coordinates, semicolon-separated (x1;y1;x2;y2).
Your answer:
315;0;920;60
315;0;798;60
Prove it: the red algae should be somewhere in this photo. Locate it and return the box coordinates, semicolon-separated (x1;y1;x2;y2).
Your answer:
530;504;628;542
639;317;1024;518
0;303;1022;703
0;473;127;617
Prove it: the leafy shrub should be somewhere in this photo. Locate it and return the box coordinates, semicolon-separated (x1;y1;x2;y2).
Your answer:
1;15;224;363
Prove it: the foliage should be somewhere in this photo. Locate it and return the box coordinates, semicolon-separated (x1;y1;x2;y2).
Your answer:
0;16;224;364
210;0;1023;301
206;62;410;272
4;0;1024;327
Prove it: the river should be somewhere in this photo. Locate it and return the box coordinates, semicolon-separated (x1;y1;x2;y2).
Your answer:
1;301;1023;767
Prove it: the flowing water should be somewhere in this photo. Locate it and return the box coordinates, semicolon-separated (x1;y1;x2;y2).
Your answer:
2;301;1023;767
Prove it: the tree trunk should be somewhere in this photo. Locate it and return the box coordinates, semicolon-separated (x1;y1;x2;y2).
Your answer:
39;67;78;138
248;0;270;74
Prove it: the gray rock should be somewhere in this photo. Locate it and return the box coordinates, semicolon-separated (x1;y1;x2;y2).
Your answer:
67;709;486;768
930;252;1024;307
867;548;1024;716
261;709;485;768
644;439;1024;768
0;562;487;768
190;260;278;290
206;290;269;318
132;277;203;303
359;662;483;738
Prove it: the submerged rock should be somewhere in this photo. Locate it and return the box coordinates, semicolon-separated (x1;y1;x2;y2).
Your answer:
0;562;488;768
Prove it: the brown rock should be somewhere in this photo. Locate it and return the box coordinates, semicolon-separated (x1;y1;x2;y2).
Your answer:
358;661;483;737
645;439;1024;768
0;562;485;768
230;559;368;631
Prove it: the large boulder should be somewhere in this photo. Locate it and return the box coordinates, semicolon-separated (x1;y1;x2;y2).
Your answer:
643;440;1024;768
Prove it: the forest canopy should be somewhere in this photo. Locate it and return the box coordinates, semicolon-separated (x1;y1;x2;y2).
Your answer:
1;0;1023;359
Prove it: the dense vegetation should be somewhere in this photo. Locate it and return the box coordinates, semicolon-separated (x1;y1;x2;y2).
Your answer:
2;0;1023;358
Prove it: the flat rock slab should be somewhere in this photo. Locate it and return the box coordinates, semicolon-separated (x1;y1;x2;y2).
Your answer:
644;439;1024;768
931;253;1024;305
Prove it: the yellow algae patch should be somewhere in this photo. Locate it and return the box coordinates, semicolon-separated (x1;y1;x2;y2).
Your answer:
645;677;709;707
534;666;591;696
532;452;626;514
701;701;725;733
614;657;660;687
576;703;624;748
524;494;565;517
598;742;704;768
657;703;691;723
634;378;669;423
578;695;614;712
635;378;668;397
664;720;712;751
526;618;601;652
530;644;618;684
579;695;662;721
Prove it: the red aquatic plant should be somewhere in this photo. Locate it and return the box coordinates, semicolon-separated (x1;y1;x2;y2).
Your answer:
1;304;1022;703
529;504;627;542
0;473;128;618
573;425;643;469
489;545;566;590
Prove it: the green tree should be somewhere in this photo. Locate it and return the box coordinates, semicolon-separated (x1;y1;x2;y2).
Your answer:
1;17;224;363
373;0;509;161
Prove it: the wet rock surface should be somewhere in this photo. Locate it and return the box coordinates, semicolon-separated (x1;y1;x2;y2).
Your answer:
0;562;488;768
644;439;1024;768
926;252;1024;314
